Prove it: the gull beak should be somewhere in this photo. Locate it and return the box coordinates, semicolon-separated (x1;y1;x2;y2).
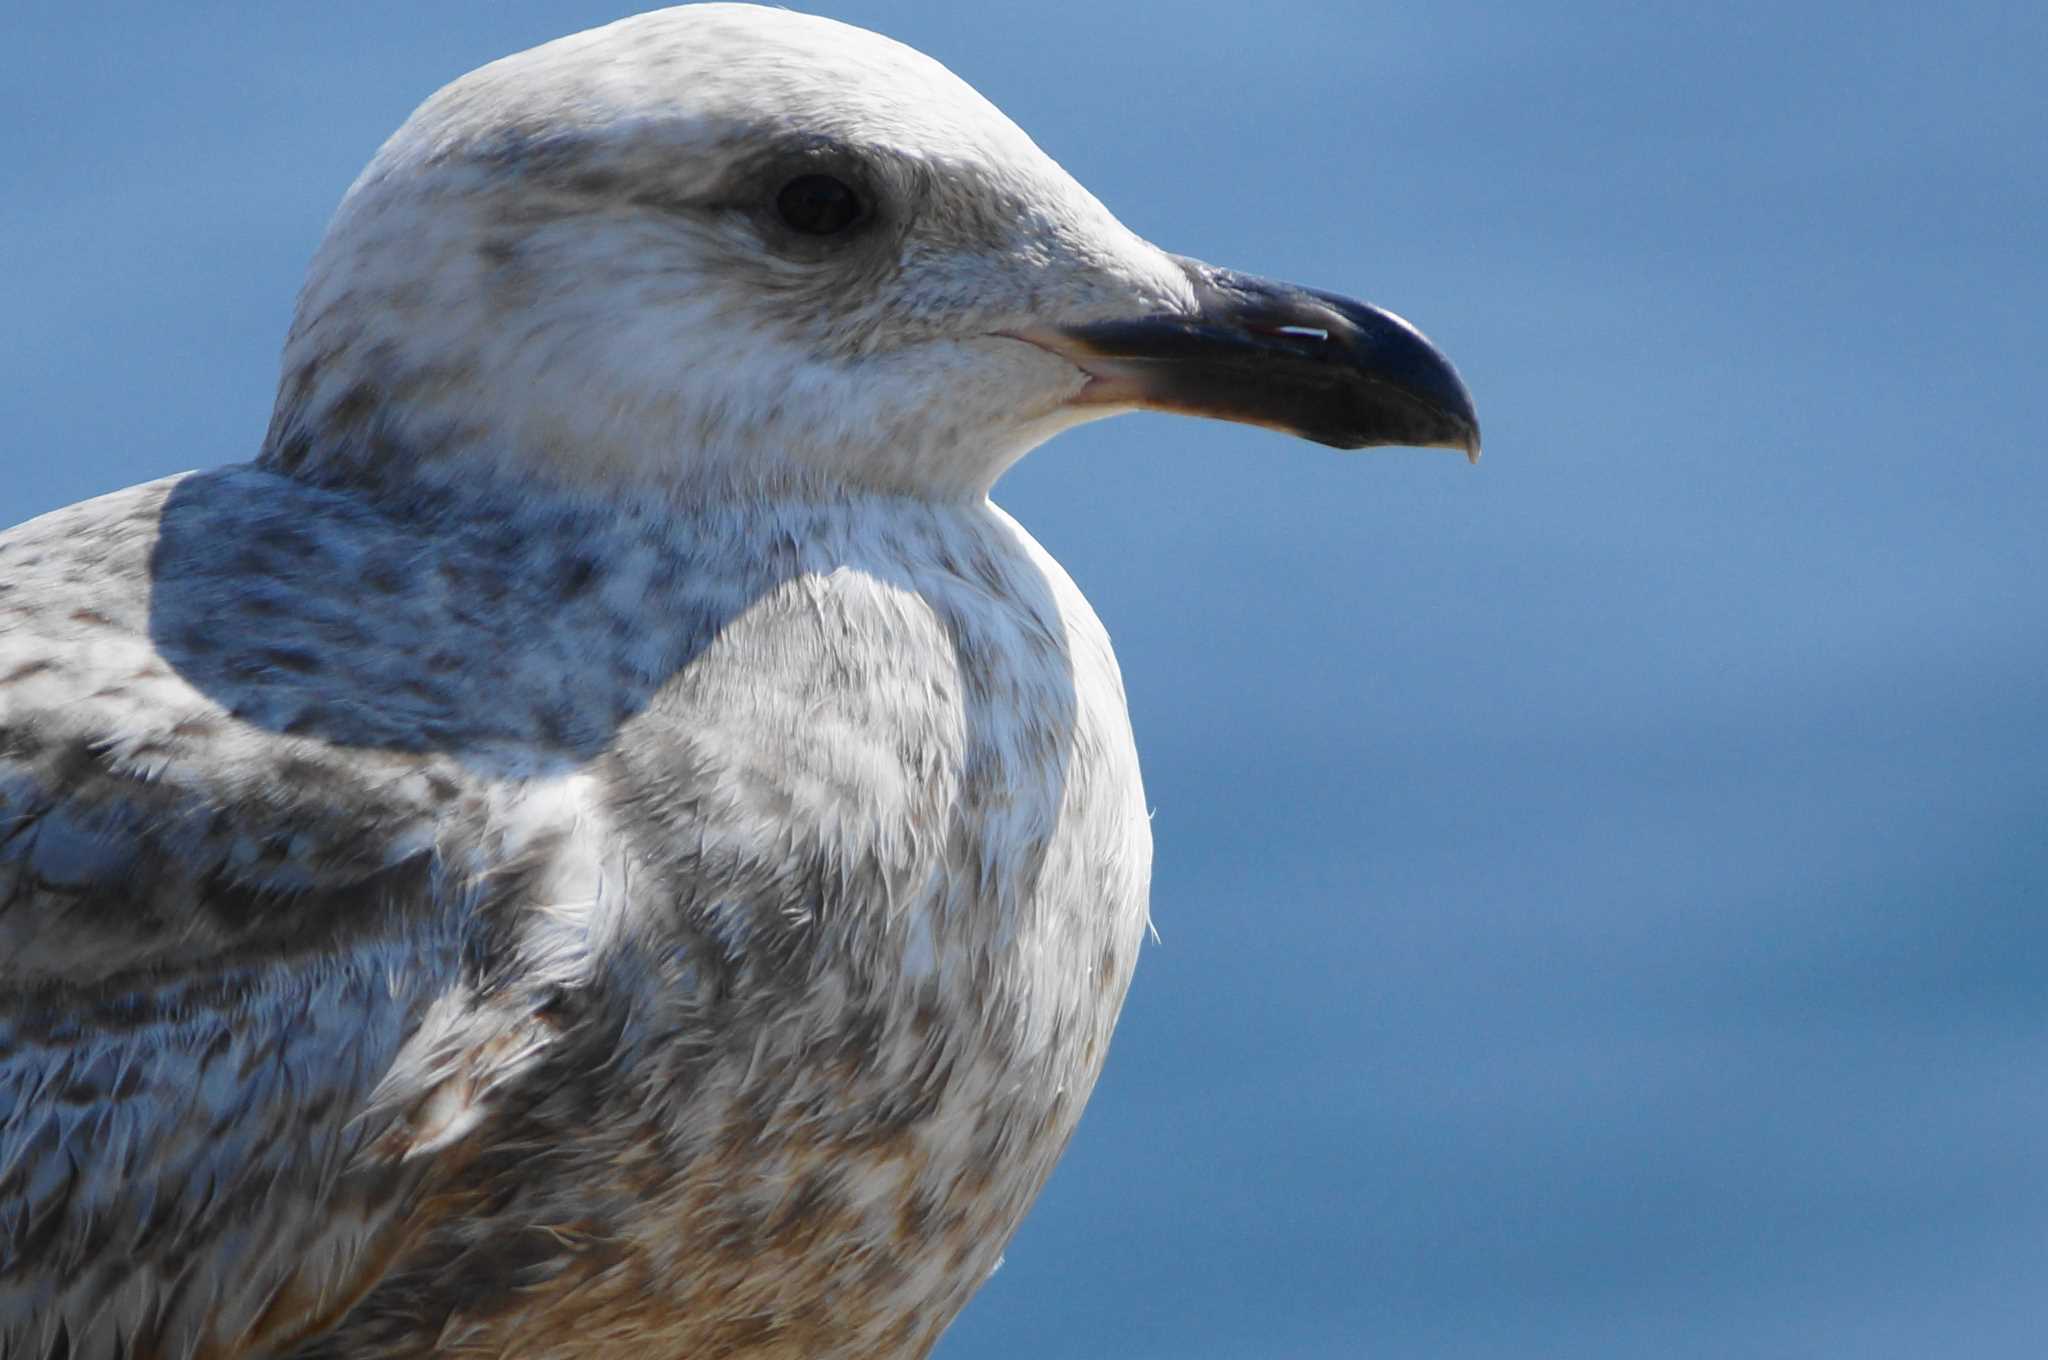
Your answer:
1017;254;1480;461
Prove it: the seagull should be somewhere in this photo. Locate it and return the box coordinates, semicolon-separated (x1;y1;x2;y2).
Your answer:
0;6;1477;1359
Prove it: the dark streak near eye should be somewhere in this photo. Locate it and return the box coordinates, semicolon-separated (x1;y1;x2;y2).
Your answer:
626;184;721;217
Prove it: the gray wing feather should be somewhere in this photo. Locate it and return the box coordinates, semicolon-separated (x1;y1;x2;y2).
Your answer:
0;475;510;1360
0;464;852;1359
0;754;474;1360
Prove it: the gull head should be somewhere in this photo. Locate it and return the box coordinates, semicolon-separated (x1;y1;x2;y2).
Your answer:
261;3;1478;503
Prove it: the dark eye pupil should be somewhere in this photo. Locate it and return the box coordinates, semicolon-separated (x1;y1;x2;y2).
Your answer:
775;174;863;235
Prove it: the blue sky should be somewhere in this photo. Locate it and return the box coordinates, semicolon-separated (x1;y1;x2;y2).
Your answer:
6;3;2045;1356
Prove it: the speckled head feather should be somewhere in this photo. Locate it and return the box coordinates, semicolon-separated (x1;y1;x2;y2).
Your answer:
262;4;1195;502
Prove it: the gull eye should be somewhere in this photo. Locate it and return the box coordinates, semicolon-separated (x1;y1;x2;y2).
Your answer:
775;174;864;235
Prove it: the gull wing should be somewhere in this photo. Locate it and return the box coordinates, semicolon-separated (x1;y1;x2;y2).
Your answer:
0;475;558;1360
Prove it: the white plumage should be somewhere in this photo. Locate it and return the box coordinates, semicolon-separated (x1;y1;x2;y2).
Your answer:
0;7;1475;1359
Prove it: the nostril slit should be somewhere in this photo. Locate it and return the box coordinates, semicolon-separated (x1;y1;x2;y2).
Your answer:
1252;324;1329;342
